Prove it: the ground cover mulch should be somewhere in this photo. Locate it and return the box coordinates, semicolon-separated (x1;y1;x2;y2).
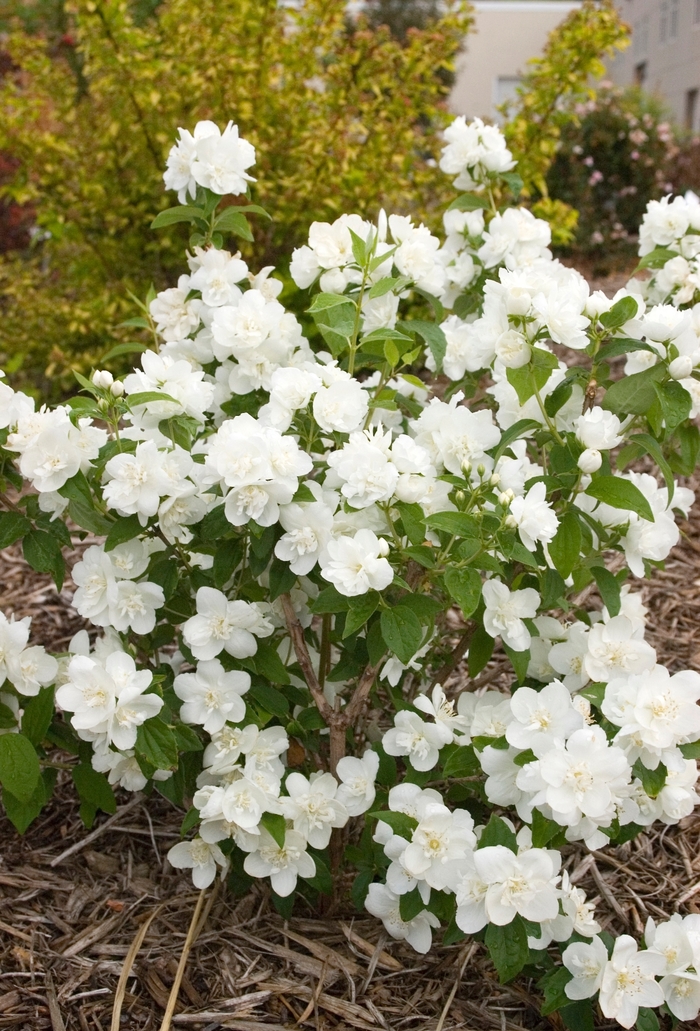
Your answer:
3;270;700;1030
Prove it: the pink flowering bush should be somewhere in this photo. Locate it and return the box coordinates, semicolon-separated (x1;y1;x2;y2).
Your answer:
547;84;677;254
2;115;700;1028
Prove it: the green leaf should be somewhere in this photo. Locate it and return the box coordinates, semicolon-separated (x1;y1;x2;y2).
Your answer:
444;567;482;619
380;606;424;664
590;565;621;617
149;557;178;601
539;967;573;1016
0;733;41;802
260;811;287;849
309;585;350;613
268;557;297;601
490;419;542;463
2;768;54;834
467;625;495;678
602;364;666;416
304;850;333;896
68;498;113;536
213;539;244;589
585;476;654;522
136;717;179;770
506;349;558;405
249;680;289;716
596;338;658;363
504;643;529;685
599;296;639;330
548;511;582;579
72;763;116;815
424;512;480;537
635;246;679;270
368;275;411;300
442;743;479;778
368;810;417;839
101;341;149;362
680;740;700;759
0;703;17;730
531;808;561;849
180;806;200;836
104;514;143;551
22;530;65;590
478;815;517;853
308;292;351;313
253;643;291;686
399;887;425;922
635;1008;660;1031
403;320;447;373
0;511;31;549
628;432;675;503
151;205;206;228
213;208;253;239
21;686;55;746
448;192;490;212
173;723;203;753
540;568;566;609
633;759;667;798
501;171;523;198
200;504;230;541
653;381;692;434
485;917;529;982
560;999;595;1031
127;390;180;407
396;502;426;546
344;593;380;638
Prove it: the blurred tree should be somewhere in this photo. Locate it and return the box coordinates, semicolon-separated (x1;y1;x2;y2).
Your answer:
0;0;470;393
362;0;442;41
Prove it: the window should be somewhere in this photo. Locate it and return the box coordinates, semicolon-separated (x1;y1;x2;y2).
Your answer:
494;76;522;121
670;0;679;37
635;62;648;87
660;0;668;41
687;89;699;131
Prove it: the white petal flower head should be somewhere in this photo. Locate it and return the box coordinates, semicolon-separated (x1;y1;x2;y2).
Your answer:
190;120;256;196
313;378;369;434
482;579;540;652
103;440;176;523
107;579;165;636
452;849;490;932
56;654;118;734
320;529;393;597
183;587;272;661
336;750;380;816
603;666;700;752
508;481;559;551
584;615;656;683
413;684;471;743
6;645;58;698
575;407;623;450
645;915;695;974
174;659;250;733
402;803;476;889
167;838;228;889
660;972;700;1022
108;681;163;750
599;935;665;1029
383;710;451;771
220;776;268;829
280;771;348;848
562;936;609;1000
506;681;584;756
364;882;440;954
243;828;315;897
475;845;561;926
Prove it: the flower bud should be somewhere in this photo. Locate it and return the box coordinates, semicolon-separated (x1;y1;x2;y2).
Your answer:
578;448;602;474
93;369;113;389
454;490;466;506
110;380;125;398
461;461;472;477
489;472;501;486
505;514;517;529
669;355;693;380
377;208;388;243
498;489;514;507
477;463;486;480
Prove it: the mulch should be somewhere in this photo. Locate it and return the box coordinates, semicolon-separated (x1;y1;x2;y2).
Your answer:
2;271;700;1029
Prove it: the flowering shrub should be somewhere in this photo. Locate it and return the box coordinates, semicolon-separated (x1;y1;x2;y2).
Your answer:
547;84;677;254
2;115;700;1028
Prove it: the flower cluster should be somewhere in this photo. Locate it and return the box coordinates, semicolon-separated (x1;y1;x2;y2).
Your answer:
1;117;699;1029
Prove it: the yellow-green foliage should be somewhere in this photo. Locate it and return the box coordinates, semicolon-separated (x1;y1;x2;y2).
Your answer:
503;0;629;244
0;0;471;392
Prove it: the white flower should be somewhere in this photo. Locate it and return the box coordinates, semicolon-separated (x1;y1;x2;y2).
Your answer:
57;652;157;746
108;681;164;750
326;428;398;509
56;655;117;733
183;587;272;661
320;529;393;597
188;246;248;307
107;580;165;635
187;120;255;196
0;613;31;688
548;623;590;691
71;546;117;624
383;710;451;771
439;116;515;189
219;777;268;829
575;407;624;450
480;845;561;925
506;682;583;756
660;972;700;1021
599;935;665;1029
495;329;531;368
6;645;57;697
103;440;177;523
312;379;369;434
413;684;471;743
174;659;250;733
364;882;440;954
578;448;602;473
562;936;609;999
482;579;540;652
508;482;559;551
603;666;700;753
167;838;228;888
243;828;315;897
275;491;336;575
584;615;656;682
149;276;202;342
336;750;380;816
402;803;476;889
280;771;348;848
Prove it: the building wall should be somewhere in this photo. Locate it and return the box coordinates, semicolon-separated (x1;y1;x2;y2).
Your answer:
606;0;700;129
449;1;582;121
